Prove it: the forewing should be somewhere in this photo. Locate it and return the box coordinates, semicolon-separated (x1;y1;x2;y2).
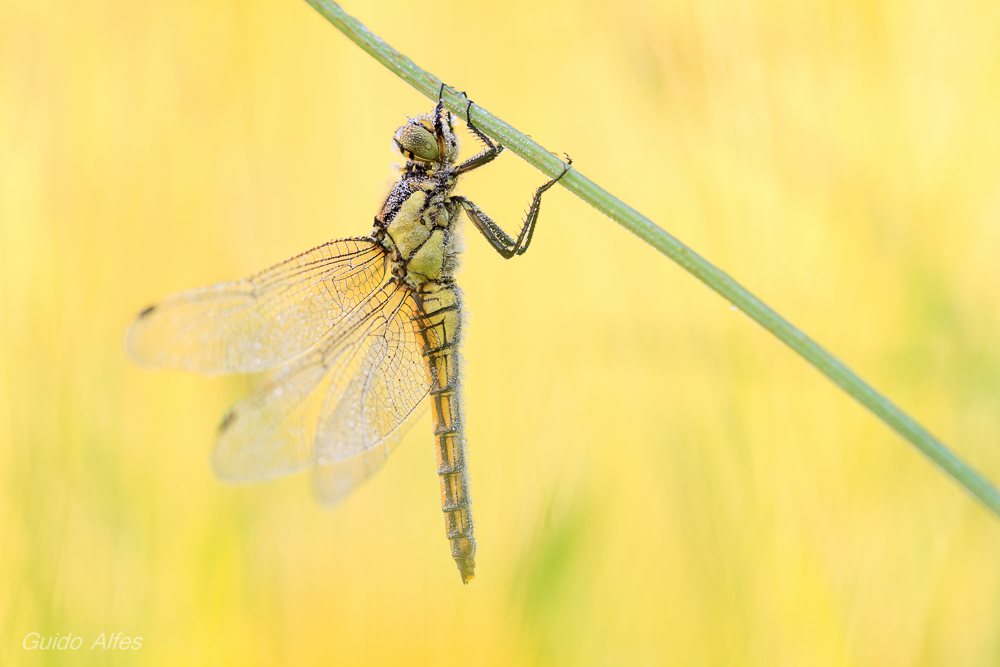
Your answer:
126;238;387;374
212;282;431;500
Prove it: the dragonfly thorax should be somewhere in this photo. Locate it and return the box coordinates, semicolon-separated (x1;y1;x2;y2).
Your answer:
376;171;461;289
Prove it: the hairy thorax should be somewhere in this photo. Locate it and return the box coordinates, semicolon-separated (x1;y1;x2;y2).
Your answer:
374;162;461;290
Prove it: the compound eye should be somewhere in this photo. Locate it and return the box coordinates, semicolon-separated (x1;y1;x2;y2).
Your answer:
394;123;439;162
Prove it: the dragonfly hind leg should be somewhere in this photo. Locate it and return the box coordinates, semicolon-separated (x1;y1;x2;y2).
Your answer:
454;155;572;259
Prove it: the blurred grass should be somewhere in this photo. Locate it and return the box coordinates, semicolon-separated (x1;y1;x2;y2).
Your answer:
2;0;1000;665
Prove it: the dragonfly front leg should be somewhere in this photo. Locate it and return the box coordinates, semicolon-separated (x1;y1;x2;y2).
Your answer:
455;156;572;259
453;96;505;176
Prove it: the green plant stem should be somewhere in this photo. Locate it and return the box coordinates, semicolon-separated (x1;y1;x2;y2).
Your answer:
303;0;1000;518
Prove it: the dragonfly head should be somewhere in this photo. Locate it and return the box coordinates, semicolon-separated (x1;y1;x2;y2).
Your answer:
394;120;439;162
394;113;458;165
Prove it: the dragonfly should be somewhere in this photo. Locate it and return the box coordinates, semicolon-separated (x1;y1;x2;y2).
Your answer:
126;86;571;583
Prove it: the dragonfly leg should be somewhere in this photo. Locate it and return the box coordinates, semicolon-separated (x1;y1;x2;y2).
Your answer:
432;83;453;160
453;94;505;176
455;155;572;259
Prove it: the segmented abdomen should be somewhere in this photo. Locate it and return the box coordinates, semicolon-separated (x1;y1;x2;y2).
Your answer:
413;281;475;583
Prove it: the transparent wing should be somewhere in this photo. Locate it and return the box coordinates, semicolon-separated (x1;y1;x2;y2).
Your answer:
212;282;431;504
125;238;388;374
312;403;429;506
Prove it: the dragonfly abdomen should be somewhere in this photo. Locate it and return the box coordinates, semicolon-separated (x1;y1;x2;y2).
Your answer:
414;281;475;583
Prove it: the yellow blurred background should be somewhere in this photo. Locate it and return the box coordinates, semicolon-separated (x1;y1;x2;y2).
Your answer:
3;0;1000;664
